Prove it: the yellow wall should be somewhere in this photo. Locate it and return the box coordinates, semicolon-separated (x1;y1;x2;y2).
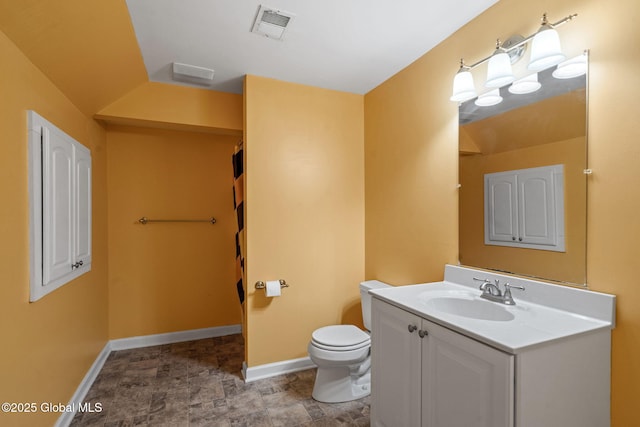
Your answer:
364;46;459;285
244;75;365;366
459;137;586;284
96;82;243;135
364;0;640;424
0;0;148;116
0;30;108;426
107;125;241;339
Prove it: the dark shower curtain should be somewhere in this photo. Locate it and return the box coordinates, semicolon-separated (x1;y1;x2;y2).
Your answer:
232;142;245;305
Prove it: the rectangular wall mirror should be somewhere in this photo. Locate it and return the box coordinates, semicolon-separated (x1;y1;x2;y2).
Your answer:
458;53;588;286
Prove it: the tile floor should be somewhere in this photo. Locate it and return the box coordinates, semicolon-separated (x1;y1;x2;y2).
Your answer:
70;334;370;426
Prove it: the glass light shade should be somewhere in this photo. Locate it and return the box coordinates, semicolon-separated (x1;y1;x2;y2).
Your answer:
528;28;566;71
485;51;515;88
508;73;541;94
552;54;587;79
475;89;503;107
450;69;477;102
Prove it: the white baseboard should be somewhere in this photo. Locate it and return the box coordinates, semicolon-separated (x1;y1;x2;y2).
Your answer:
56;324;242;427
109;324;242;351
54;342;111;427
242;357;316;383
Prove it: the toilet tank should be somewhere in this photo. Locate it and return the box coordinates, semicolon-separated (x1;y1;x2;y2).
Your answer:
360;280;391;331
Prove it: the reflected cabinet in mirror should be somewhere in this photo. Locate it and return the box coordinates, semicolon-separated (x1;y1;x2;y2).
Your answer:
458;53;587;286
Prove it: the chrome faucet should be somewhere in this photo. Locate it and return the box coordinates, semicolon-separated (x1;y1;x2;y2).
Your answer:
473;277;525;305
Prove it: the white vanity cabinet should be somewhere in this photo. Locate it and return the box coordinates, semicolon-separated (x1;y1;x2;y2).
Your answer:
370;265;614;427
371;296;612;427
371;298;513;427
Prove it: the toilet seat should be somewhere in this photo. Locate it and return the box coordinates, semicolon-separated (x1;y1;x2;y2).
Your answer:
311;339;370;352
308;341;370;365
311;325;370;351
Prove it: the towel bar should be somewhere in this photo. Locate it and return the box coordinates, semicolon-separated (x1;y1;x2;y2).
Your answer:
138;216;216;225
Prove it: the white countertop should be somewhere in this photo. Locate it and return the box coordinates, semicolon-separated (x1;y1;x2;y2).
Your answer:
369;265;615;354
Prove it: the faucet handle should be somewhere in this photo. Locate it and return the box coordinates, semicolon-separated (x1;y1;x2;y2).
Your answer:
473;277;489;288
473;277;492;293
503;283;525;305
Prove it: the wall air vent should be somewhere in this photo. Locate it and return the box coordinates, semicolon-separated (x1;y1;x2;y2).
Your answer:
172;62;215;86
251;5;296;41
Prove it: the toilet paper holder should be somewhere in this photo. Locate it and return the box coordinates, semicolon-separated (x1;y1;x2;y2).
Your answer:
255;279;289;290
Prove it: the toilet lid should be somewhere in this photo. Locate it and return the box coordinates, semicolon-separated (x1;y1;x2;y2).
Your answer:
312;325;370;348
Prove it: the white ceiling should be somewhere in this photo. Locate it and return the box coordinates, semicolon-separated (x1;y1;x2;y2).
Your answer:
126;0;499;95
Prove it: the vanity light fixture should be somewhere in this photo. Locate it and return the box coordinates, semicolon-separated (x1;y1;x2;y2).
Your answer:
450;12;577;103
552;52;588;79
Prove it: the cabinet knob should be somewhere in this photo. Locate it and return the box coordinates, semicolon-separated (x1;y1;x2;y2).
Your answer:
71;260;84;270
418;329;428;338
408;324;417;333
518;237;523;241
512;236;516;241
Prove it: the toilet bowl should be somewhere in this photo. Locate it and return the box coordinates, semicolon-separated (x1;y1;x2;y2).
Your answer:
308;280;390;403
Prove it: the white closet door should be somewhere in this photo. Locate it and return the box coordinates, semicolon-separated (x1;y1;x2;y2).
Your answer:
42;126;74;285
518;168;556;246
29;110;92;301
484;165;564;251
75;144;92;267
485;173;518;243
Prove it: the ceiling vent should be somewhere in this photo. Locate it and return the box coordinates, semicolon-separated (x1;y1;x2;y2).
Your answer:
172;62;215;86
251;5;295;41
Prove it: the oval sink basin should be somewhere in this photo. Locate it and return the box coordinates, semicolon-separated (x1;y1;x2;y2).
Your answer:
425;296;515;321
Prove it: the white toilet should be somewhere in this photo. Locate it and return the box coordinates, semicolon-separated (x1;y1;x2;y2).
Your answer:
307;280;390;403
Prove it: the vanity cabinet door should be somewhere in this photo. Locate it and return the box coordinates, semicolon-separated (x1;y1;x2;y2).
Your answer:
421;319;514;427
371;298;514;427
371;299;422;427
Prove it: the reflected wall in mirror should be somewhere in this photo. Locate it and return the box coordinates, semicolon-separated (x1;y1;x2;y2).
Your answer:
458;53;588;286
